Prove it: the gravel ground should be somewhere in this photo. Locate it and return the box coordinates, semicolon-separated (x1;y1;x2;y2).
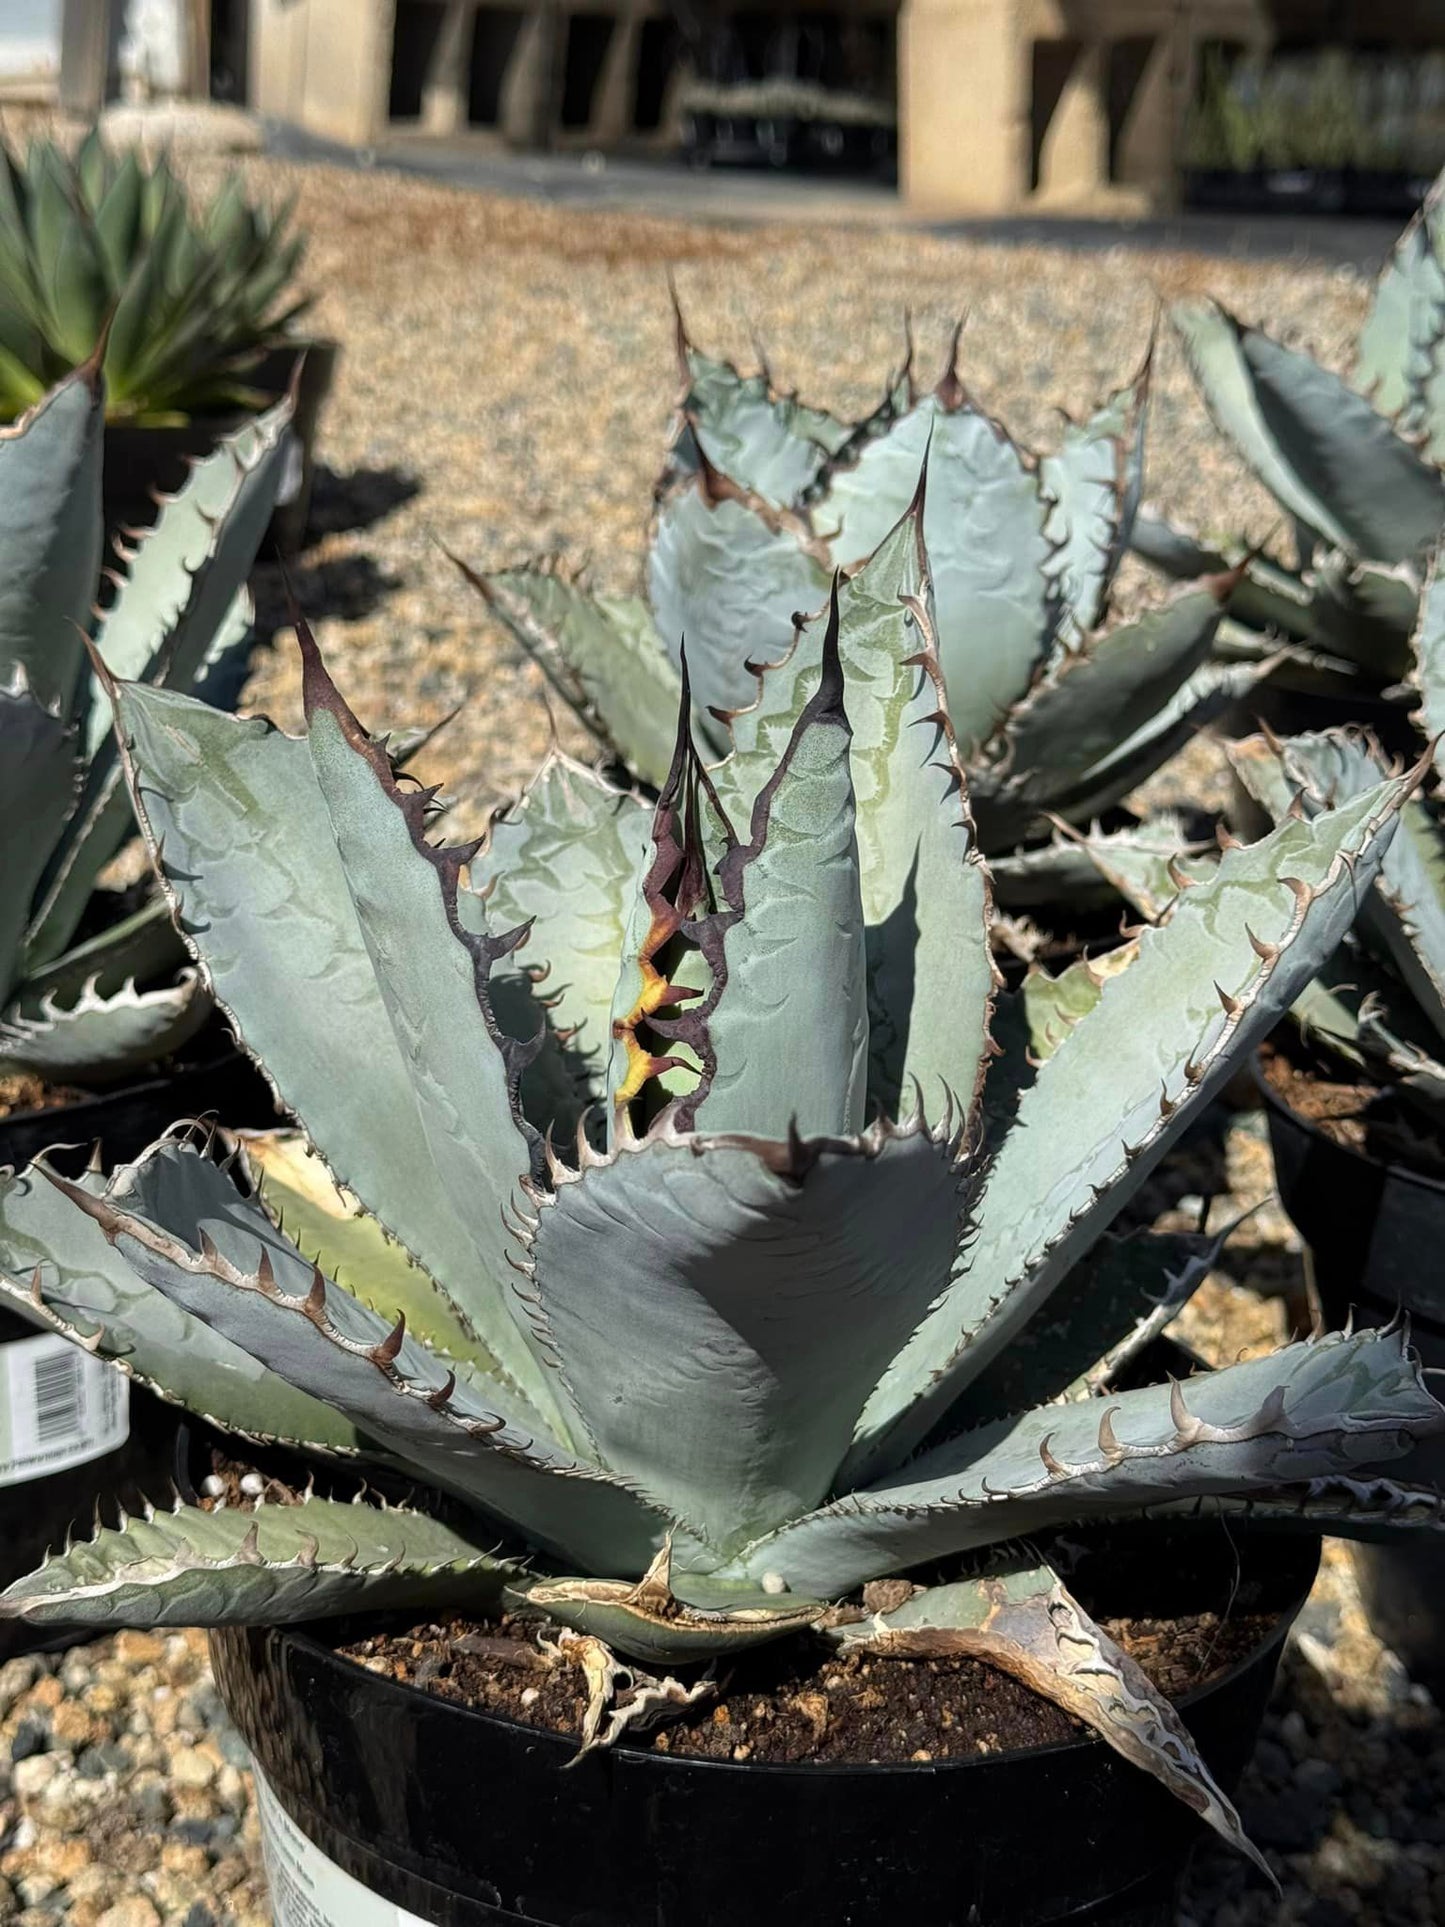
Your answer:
0;136;1437;1922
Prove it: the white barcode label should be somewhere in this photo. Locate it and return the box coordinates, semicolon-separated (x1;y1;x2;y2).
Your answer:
256;1771;430;1926
0;1334;129;1488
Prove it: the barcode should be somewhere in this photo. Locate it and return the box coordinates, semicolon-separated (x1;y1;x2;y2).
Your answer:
0;1334;129;1487
31;1348;85;1445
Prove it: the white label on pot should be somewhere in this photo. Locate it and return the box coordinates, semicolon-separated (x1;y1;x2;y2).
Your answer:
256;1771;432;1927
0;1334;129;1488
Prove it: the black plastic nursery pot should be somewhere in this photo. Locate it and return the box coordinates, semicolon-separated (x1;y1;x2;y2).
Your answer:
213;1525;1318;1927
0;1026;280;1178
1257;1053;1445;1691
102;338;339;553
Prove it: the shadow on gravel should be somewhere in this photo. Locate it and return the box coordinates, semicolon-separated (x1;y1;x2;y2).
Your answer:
1180;1636;1443;1925
253;554;403;644
303;463;422;541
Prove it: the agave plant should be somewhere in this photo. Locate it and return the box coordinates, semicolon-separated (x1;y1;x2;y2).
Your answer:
0;357;293;1081
1;496;1441;1862
0;132;308;424
473;310;1262;913
1210;548;1445;1123
1137;170;1445;708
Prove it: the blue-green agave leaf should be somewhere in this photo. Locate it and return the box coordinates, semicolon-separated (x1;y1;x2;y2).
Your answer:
525;1116;962;1556
470;561;693;787
0;1145;362;1450
0;362;104;710
1039;342;1151;641
42;1140;672;1575
849;771;1417;1472
648;460;831;723
0;969;209;1082
106;676;552;1417
744;1328;1443;1596
1174;298;1445;566
0;681;74;1007
0;1497;521;1630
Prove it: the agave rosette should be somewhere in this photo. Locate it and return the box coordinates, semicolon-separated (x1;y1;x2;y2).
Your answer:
473;310;1260;912
0;495;1441;1861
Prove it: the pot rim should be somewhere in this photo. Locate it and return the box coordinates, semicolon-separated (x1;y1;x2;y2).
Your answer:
1252;1048;1445;1201
234;1529;1318;1784
0;1046;243;1146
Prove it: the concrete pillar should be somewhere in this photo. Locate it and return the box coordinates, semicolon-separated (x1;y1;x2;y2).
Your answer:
60;0;115;115
1035;38;1107;206
421;0;474;134
301;0;396;146
500;4;561;147
1110;23;1190;209
589;8;644;146
900;0;1028;215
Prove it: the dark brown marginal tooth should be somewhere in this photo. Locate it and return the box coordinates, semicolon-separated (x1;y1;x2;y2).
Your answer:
425;1372;457;1412
237;1523;263;1563
305;1266;327;1313
1158;1082;1176;1120
1245;925;1279;963
256;1249;277;1294
1097;1407;1125;1463
1166;855;1195;892
198;1229;220;1265
1215;823;1241;852
27;1265;43;1306
1183;1050;1205;1084
1215;981;1243;1018
1285;789;1308;822
1038;1435;1067;1478
1280;875;1313;912
372;1313;407;1366
297;1534;319;1569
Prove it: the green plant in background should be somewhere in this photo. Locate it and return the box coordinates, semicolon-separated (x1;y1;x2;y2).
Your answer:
1136;170;1445;712
0;132;309;425
0;358;293;1082
1;496;1441;1867
474;313;1263;915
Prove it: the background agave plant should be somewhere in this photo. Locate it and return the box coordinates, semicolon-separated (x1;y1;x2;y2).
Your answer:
1222;554;1445;1122
1;497;1441;1866
0;133;309;425
0;358;292;1082
472;307;1263;917
1136;170;1445;714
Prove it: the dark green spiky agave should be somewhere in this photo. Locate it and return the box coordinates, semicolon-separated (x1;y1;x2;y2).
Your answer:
1;496;1442;1865
0;359;292;1080
0;132;309;424
468;304;1266;918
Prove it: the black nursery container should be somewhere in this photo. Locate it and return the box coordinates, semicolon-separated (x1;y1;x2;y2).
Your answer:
213;1527;1318;1927
102;338;338;552
1259;1059;1445;1691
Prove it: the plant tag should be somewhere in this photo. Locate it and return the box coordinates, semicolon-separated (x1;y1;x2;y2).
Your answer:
256;1772;431;1927
0;1334;128;1488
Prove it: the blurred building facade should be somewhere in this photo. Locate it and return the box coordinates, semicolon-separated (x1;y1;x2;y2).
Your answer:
53;3;1445;212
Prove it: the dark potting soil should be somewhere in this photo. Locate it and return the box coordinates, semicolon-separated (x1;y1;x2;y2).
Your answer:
1259;1037;1445;1183
335;1604;1272;1766
192;1429;1278;1768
